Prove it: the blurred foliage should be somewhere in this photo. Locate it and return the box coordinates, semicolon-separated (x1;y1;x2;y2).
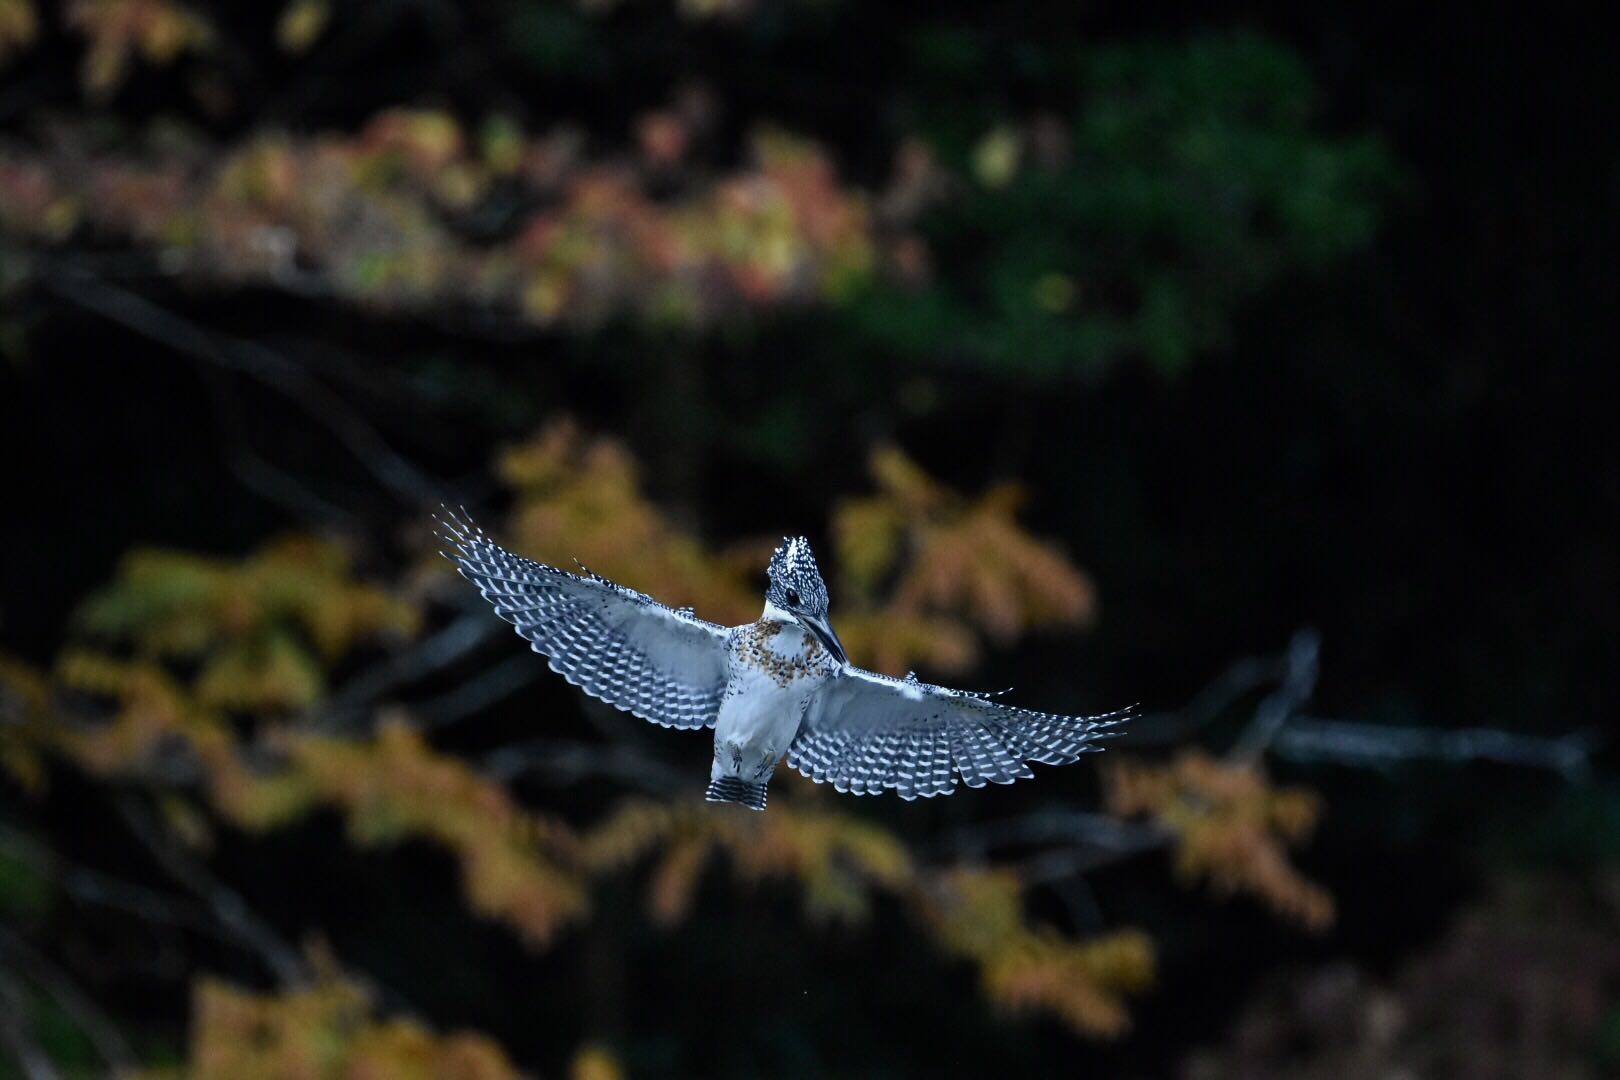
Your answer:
131;976;523;1080
0;423;1171;1058
73;535;417;711
0;844;48;915
65;0;213;99
1183;875;1620;1078
273;0;327;55
0;0;37;65
0;416;1340;1079
499;420;763;625
0;115;876;329
0;981;104;1078
502;420;1090;676
835;32;1393;378
833;445;1093;663
922;867;1154;1036
52;642;593;943
0;653;48;792
39;540;585;944
583;794;913;928
582;795;1154;1036
0;12;1392;383
1105;751;1333;930
568;1044;625;1080
265;721;588;947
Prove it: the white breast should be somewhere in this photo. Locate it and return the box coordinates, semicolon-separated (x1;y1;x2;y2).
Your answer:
713;619;833;781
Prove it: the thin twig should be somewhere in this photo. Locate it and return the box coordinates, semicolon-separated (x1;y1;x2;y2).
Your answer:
1228;628;1320;760
313;613;504;733
483;738;688;795
1021;846;1150;884
1112;655;1286;747
36;263;448;508
940;809;1169;862
0;926;135;1073
0;970;61;1080
111;793;309;987
416;653;541;729
196;360;364;526
0;822;225;939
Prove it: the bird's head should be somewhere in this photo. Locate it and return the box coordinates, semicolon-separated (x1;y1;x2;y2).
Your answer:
765;536;846;665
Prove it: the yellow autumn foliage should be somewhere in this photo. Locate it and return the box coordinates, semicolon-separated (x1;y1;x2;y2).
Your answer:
50;654;590;945
825;444;1095;673
55;652;227;772
75;535;418;712
275;0;329;54
270;721;588;946
580;795;1151;1036
581;794;913;925
1104;751;1334;930
493;421;1095;676
0;0;36;64
0;114;879;327
37;643;1155;1039
499;420;760;624
922;868;1153;1037
837;446;1096;642
1;426;1328;1044
569;1044;625;1080
0;653;49;791
131;977;522;1080
40;537;591;945
66;0;213;98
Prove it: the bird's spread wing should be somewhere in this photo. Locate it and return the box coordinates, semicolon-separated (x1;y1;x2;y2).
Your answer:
791;666;1130;799
439;510;730;730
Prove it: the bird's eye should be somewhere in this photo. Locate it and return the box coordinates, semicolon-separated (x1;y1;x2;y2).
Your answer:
786;588;800;606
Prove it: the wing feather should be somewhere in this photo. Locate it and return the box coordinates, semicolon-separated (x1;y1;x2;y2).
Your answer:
439;510;729;731
790;665;1129;799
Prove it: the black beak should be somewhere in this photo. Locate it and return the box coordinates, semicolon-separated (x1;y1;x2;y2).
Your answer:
798;612;848;667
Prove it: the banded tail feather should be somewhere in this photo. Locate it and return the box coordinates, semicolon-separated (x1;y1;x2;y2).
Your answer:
705;776;768;811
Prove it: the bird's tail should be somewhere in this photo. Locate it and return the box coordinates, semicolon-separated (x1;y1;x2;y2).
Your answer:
705;776;768;811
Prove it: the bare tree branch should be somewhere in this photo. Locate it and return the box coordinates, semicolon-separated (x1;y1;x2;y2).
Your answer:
34;262;450;509
196;360;366;526
111;793;310;987
1229;628;1321;760
416;653;542;730
941;627;1590;894
1122;655;1288;746
1274;717;1593;779
0;926;135;1074
483;738;689;795
0;970;61;1080
0;822;225;940
941;809;1169;863
313;612;504;733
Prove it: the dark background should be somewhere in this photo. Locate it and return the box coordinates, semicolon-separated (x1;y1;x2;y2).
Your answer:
2;2;1618;1076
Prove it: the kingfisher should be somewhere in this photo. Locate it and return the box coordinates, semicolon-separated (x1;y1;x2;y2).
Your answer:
439;510;1129;811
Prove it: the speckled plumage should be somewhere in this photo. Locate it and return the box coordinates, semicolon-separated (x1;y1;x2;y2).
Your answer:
440;509;1129;811
730;619;834;688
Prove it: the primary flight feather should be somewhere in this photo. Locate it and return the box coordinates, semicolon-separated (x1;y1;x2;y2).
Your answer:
439;509;1129;811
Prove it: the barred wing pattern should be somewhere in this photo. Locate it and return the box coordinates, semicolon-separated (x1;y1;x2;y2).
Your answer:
791;667;1130;799
439;513;730;730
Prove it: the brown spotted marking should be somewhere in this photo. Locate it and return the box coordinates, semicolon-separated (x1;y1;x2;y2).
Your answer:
732;618;832;688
